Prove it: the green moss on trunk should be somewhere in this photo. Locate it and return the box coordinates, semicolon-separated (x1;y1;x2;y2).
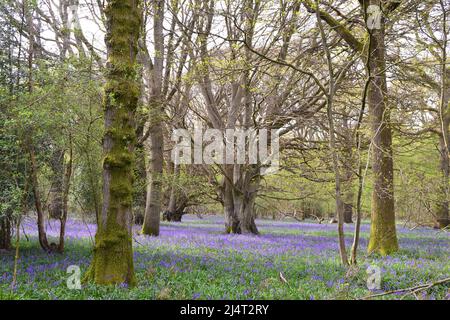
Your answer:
367;193;399;255
365;0;398;255
84;0;141;286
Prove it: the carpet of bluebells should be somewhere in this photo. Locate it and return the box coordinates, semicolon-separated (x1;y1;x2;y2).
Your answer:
0;215;449;300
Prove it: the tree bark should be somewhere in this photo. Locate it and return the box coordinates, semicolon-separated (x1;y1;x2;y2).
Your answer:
223;164;239;233
435;8;450;228
233;165;259;235
29;143;51;252
132;143;146;225
0;214;12;250
58;136;72;253
435;114;450;228
84;0;141;286
342;115;354;224
366;0;398;255
167;162;178;214
342;183;354;224
142;123;164;236
142;0;164;237
48;148;64;219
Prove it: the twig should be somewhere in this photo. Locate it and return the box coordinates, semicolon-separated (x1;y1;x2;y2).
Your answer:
361;277;450;300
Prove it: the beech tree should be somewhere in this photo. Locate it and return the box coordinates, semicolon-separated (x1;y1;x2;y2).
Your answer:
304;0;400;255
394;0;450;229
141;0;165;236
85;0;141;285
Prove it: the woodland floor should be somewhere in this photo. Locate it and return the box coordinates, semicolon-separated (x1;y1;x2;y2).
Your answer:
0;215;449;300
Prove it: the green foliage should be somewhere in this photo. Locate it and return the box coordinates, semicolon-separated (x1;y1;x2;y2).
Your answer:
0;54;103;222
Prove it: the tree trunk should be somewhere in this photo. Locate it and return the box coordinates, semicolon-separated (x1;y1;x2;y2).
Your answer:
342;114;354;224
343;202;353;224
167;162;178;214
366;0;398;255
58;137;72;253
233;165;259;235
234;197;259;234
133;144;146;225
28;143;52;252
224;184;239;233
84;0;141;286
48;148;64;219
0;214;12;250
142;121;164;236
436;127;450;228
342;173;354;224
435;37;450;228
142;0;164;237
339;156;354;225
223;164;239;233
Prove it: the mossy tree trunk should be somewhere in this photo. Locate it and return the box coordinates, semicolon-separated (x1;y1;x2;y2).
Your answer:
142;0;164;237
84;0;141;286
365;0;398;255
